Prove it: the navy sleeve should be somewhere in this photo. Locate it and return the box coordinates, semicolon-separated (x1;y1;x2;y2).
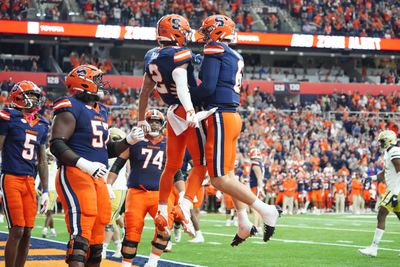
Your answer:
52;97;78;119
40;125;49;145
0;111;10;136
196;55;221;99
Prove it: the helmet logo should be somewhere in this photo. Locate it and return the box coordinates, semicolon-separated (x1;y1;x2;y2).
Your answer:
76;68;87;78
171;18;181;30
215;17;225;27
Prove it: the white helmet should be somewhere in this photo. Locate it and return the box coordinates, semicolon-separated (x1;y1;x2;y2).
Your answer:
109;127;127;141
377;130;397;150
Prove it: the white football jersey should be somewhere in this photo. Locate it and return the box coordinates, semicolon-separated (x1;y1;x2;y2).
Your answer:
383;146;400;194
108;157;128;190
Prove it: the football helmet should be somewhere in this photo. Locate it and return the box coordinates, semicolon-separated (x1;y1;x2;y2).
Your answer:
65;64;106;98
145;109;165;137
9;80;45;110
378;130;397;149
156;14;191;46
109;127;127;142
249;147;262;159
199;15;236;42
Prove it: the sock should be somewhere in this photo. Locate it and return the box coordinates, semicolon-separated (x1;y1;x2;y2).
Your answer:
251;199;278;226
236;208;252;238
122;259;131;267
178;191;185;204
181;198;193;215
159;166;177;203
196;230;203;237
185;166;207;201
372;228;384;247
158;204;168;218
147;252;160;265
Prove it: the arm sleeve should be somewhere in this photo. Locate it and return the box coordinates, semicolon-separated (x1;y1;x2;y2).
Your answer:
196;55;221;99
172;67;194;112
0;111;10;135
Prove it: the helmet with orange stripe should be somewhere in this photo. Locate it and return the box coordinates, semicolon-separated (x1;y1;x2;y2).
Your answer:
157;14;192;46
9;80;45;111
65;64;106;102
145;109;165;138
199;15;236;43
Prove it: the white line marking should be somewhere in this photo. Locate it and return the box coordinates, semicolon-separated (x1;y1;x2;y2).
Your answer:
207;242;222;245
337;240;353;244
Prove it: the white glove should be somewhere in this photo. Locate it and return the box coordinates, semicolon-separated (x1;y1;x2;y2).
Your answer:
126;127;145;145
40;192;49;213
76;157;109;179
186;110;197;128
138;120;151;133
106;184;116;199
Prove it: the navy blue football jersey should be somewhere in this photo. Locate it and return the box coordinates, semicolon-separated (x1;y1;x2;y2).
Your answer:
0;108;49;176
250;159;265;188
311;178;322;190
195;41;244;111
53;96;109;166
297;180;305;192
144;46;197;106
127;137;166;190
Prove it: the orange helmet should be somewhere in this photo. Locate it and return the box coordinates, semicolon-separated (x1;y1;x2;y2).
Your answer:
65;64;105;97
157;14;191;46
199;15;236;42
9;80;44;110
249;147;262;159
145;109;166;137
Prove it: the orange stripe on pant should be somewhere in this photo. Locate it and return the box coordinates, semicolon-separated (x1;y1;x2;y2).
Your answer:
159;105;206;203
0;174;36;228
206;112;242;178
55;166;111;244
125;188;174;242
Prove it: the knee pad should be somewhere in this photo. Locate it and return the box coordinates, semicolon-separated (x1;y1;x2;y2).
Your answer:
66;235;89;264
87;244;103;264
105;224;114;232
121;238;138;259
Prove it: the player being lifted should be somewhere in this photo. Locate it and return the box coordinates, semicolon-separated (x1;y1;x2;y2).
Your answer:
138;14;208;238
0;81;49;267
107;109;175;267
193;15;281;246
50;65;144;267
359;130;400;257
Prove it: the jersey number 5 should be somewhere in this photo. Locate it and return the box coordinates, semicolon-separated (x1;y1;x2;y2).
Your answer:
142;148;164;170
22;133;37;160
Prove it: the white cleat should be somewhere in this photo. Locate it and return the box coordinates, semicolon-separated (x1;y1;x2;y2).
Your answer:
164;241;173;252
188;234;205;243
358;246;378;257
174;225;182;243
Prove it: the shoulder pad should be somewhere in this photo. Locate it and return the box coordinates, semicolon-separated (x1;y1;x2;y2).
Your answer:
53;97;73;111
389;146;400;159
174;49;192;63
0;109;10;121
204;44;225;55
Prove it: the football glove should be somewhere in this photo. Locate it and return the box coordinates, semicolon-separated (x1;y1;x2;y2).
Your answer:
106;184;116;200
186;110;197;128
76;158;109;179
389;194;398;207
137;120;151;133
126;127;145;145
40;191;49;213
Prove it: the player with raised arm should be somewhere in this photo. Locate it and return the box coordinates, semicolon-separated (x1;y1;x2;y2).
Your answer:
0;81;49;267
193;15;281;246
50;65;144;267
107;109;176;267
138;14;208;239
359;130;400;257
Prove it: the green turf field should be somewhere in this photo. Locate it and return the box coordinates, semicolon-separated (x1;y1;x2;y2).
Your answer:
1;212;399;267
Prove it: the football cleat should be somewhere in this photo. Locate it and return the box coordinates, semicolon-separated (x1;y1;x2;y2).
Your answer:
263;205;282;242
164;241;173;252
189;233;205;243
358;246;378;257
154;211;171;239
173;223;182;243
230;225;258;247
172;205;196;237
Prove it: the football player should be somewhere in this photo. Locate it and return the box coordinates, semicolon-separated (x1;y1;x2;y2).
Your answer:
248;148;265;228
50;65;144;267
359;130;400;257
107;109;176;267
0;81;49;267
138;14;207;238
193;15;281;246
42;149;58;238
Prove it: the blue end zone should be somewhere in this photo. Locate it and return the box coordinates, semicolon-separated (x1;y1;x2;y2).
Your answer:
0;232;201;267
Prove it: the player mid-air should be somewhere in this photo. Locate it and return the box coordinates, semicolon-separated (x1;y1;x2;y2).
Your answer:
50;64;144;267
0;81;49;267
359;130;400;257
192;15;281;246
138;14;208;239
